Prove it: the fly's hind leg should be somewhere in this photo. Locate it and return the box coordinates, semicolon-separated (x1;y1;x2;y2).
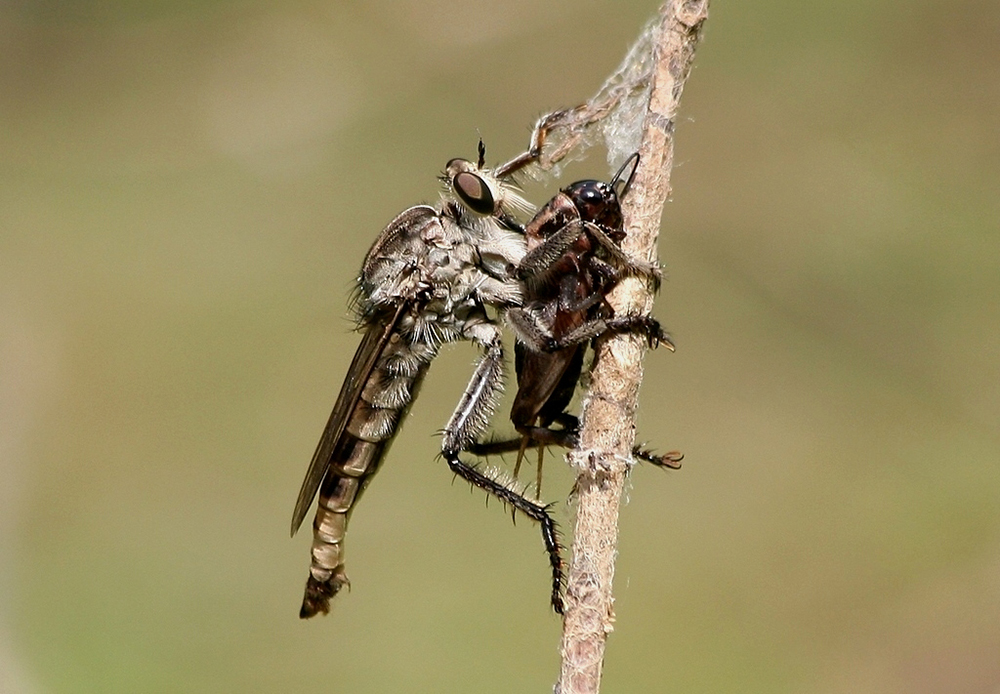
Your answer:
443;456;565;614
441;323;566;613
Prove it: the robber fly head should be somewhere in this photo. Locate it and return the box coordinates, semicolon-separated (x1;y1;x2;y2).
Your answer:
442;142;532;221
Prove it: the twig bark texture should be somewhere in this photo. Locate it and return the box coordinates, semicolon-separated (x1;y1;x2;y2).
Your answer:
556;2;708;693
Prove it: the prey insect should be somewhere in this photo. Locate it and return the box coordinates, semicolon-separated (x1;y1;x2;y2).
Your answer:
471;153;681;503
291;143;569;619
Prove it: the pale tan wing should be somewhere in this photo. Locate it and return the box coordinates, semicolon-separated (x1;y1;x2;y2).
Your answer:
290;301;407;536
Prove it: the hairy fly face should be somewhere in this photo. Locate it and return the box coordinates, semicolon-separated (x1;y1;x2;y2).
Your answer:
444;157;533;222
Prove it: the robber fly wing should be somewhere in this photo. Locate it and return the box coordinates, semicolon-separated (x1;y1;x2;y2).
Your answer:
290;301;408;536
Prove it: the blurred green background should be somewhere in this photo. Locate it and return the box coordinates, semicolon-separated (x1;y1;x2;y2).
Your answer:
1;0;998;692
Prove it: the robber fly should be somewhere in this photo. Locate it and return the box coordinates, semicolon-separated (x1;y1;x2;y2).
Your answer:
291;143;571;619
471;153;681;500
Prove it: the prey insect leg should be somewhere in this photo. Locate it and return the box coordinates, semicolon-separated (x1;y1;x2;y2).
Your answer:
507;306;675;354
469;428;683;471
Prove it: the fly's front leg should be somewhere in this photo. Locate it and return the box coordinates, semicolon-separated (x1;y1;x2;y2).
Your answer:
440;322;566;614
495;106;586;178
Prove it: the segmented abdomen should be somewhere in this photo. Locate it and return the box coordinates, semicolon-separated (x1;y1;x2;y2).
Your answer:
300;335;431;618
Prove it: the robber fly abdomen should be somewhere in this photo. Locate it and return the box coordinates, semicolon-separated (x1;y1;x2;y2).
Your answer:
299;303;433;618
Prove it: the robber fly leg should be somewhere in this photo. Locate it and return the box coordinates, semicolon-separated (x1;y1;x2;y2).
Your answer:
494;106;586;178
441;325;508;454
440;323;566;613
443;455;565;614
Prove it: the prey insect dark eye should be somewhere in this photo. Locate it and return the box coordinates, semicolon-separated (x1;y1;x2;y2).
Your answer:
453;171;496;215
563;181;621;230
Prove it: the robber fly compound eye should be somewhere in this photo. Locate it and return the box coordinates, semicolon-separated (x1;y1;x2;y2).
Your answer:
452;171;496;215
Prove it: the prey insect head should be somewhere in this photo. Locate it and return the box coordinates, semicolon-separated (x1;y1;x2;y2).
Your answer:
560;152;640;238
562;179;623;232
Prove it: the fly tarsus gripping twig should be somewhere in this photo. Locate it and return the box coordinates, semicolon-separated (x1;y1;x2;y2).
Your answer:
445;455;565;614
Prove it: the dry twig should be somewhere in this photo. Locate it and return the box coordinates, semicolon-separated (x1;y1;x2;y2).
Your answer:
534;3;710;692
